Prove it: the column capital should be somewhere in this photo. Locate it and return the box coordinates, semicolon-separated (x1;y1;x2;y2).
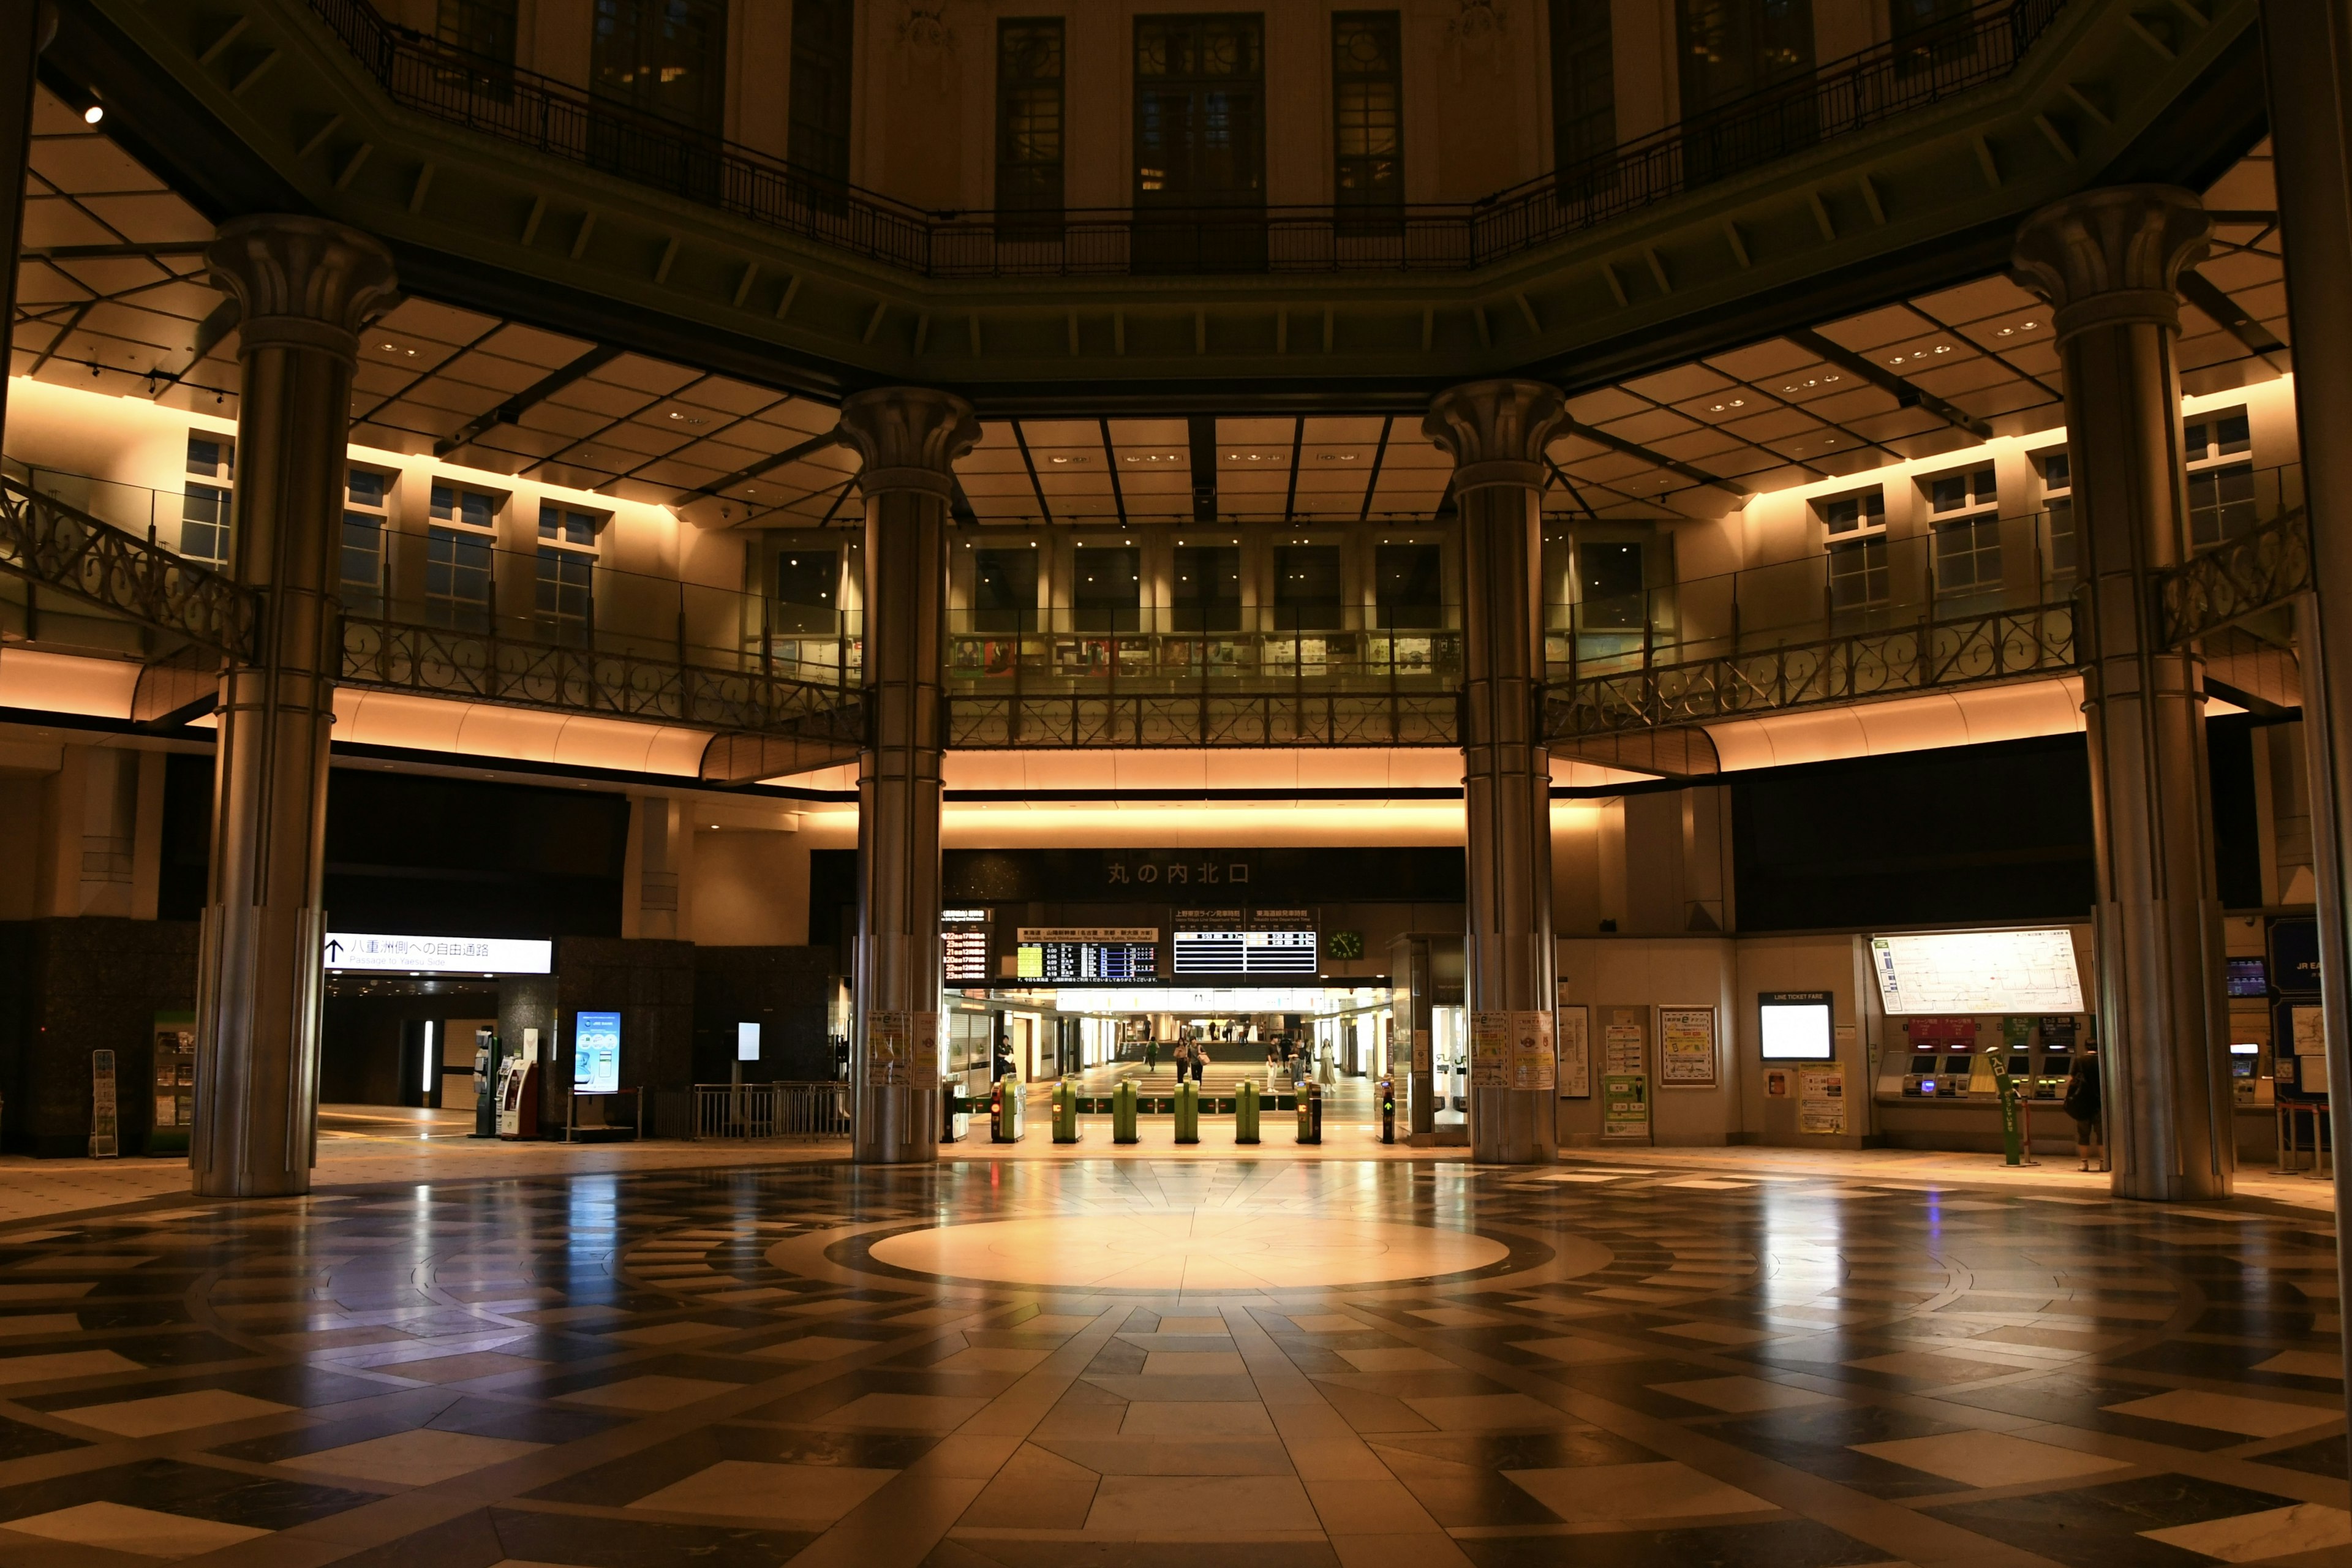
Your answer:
2012;186;2211;341
1423;379;1571;493
837;386;982;500
205;216;396;363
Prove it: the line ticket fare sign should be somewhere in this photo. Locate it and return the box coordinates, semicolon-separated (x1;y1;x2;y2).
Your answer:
1870;929;2084;1016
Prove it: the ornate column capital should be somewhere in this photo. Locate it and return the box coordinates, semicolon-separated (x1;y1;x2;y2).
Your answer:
205;216;396;364
837;386;982;500
1423;379;1572;493
2012;186;2212;341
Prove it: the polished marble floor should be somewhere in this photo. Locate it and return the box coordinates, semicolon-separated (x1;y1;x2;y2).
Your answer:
0;1159;2339;1568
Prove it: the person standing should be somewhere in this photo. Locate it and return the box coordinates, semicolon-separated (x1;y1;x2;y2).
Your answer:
2063;1050;2103;1171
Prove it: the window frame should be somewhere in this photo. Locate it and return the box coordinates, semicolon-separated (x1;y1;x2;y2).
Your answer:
180;434;235;568
425;481;503;633
1331;10;1404;214
2182;404;2256;554
995;17;1066;229
533;500;604;646
341;466;394;618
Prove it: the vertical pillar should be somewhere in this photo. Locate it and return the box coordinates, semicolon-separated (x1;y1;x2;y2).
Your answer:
2255;0;2352;1404
1426;380;1571;1165
834;386;978;1164
194;217;395;1199
2013;187;2231;1202
0;0;55;452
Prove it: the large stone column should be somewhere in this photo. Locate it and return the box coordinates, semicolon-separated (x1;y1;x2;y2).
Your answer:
193;216;395;1198
2256;0;2352;1404
1427;380;1570;1165
2013;187;2231;1202
835;387;976;1164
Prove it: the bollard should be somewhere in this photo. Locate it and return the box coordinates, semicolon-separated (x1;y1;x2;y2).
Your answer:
1379;1075;1395;1145
1235;1080;1261;1145
1113;1079;1139;1144
1053;1078;1080;1144
1174;1079;1200;1144
1297;1079;1322;1145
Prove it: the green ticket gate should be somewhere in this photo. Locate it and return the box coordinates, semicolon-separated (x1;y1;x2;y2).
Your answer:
1174;1080;1200;1144
1297;1080;1322;1145
991;1080;1024;1144
1234;1080;1261;1144
1112;1080;1139;1144
1052;1079;1080;1144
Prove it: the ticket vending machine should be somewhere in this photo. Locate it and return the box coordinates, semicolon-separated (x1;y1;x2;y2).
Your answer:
497;1031;540;1140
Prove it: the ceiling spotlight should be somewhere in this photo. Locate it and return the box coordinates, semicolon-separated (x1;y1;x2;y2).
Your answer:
82;104;103;125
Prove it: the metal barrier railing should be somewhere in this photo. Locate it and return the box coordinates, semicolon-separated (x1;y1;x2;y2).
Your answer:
691;1082;850;1141
0;472;253;657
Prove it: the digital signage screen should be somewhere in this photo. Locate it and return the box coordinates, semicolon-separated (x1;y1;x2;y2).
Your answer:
573;1011;621;1095
1015;928;1159;983
1869;930;2084;1016
1758;991;1835;1060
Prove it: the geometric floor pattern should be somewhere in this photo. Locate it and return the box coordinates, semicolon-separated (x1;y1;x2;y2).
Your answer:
0;1158;2338;1568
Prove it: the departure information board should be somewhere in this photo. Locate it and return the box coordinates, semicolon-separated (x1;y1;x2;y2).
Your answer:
1173;928;1319;975
942;908;990;984
1871;929;2084;1015
1016;927;1159;983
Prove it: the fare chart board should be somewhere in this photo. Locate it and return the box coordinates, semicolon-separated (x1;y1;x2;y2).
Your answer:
1870;929;2084;1016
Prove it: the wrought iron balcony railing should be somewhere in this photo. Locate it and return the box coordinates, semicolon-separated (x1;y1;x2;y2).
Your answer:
0;473;253;657
947;692;1458;749
301;0;2065;280
1545;600;2077;739
2159;505;2314;648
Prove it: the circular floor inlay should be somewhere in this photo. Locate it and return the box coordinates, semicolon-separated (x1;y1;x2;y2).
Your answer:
865;1212;1512;1290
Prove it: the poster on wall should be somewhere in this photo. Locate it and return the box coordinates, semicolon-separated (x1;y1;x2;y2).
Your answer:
870;1011;913;1086
911;1012;941;1079
1601;1009;1647;1075
1799;1068;1847;1134
1469;1012;1510;1088
1509;1011;1555;1091
1602;1073;1649;1139
1557;998;1590;1099
1412;1028;1432;1074
1658;1006;1718;1087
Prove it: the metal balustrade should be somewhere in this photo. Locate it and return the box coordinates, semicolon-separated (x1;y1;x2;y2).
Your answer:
2160;506;2315;648
1545;601;2078;740
298;0;2065;280
691;1082;851;1140
0;473;253;657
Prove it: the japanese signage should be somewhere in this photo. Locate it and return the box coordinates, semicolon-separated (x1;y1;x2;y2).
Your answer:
90;1048;118;1159
1799;1068;1847;1134
1602;1074;1648;1139
325;932;552;974
1659;1006;1717;1088
1557;996;1590;1099
1512;1010;1555;1091
1601;1008;1648;1074
1470;1011;1510;1088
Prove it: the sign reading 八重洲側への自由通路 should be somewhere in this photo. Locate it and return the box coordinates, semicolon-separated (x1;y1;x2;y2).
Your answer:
323;933;553;975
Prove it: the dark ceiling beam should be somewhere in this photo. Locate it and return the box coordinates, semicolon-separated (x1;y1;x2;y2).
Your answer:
2178;267;2287;357
682;427;842;505
1563;421;1751;502
1784;326;1992;442
434;344;621;459
22;241;209;259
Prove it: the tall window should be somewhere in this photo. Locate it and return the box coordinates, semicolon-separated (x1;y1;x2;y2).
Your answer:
1273;545;1343;631
973;547;1039;633
1135;14;1266;208
1675;0;1814;183
1332;13;1403;213
592;0;728;135
2035;448;2075;586
1374;543;1443;630
181;435;233;567
343;468;391;618
1547;0;1616;178
791;0;856;184
1926;464;2000;611
437;0;517;64
1828;537;1888;622
777;546;842;635
1072;545;1142;633
1172;544;1241;631
428;483;498;632
2185;405;2257;551
997;20;1065;228
536;502;600;646
1576;539;1644;630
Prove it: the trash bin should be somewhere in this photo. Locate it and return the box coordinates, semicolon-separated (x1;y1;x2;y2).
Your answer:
1053;1078;1080;1144
1235;1080;1261;1145
1113;1079;1139;1144
1297;1079;1322;1145
1174;1079;1199;1144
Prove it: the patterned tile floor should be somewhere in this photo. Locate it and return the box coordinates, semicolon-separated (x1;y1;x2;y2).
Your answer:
0;1159;2338;1568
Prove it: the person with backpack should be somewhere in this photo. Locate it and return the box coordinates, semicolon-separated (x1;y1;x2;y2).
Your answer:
2064;1050;2103;1171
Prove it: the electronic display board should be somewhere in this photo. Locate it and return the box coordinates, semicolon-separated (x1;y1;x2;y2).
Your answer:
1172;928;1319;974
942;908;991;984
1870;929;2084;1016
1758;991;1836;1060
573;1011;620;1095
1015;928;1158;983
2225;957;2269;998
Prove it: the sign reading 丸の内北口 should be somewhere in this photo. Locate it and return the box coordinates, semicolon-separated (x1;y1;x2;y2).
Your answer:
324;932;553;974
573;1012;620;1096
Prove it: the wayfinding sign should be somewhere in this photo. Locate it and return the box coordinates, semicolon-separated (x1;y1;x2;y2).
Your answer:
323;932;554;974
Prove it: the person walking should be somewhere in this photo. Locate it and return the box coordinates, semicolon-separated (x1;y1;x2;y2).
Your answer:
1145;1036;1158;1074
2063;1050;2103;1171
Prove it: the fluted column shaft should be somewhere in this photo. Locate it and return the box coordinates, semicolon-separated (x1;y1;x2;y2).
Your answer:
194;216;395;1198
836;388;978;1164
2015;187;2231;1202
1427;380;1569;1165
